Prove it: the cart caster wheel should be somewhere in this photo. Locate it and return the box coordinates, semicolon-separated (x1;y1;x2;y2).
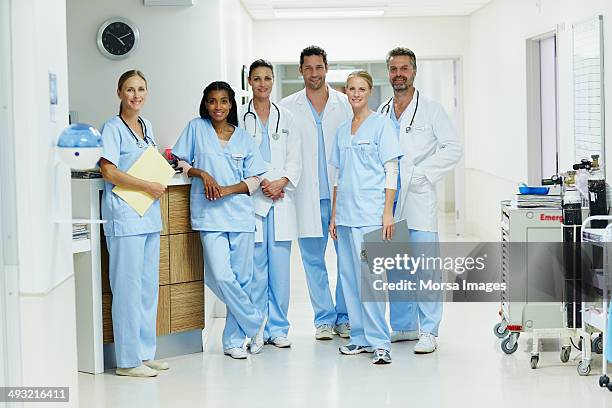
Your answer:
560;346;571;363
577;360;591;376
501;335;518;354
530;355;539;369
592;335;603;354
493;322;509;338
599;375;609;388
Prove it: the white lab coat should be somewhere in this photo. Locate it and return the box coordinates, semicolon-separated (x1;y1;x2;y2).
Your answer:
281;85;352;238
238;101;302;243
377;90;462;232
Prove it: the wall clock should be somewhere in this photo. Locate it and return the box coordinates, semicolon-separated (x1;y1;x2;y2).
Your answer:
97;17;139;60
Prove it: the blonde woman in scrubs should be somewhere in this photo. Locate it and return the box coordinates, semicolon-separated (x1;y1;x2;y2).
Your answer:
329;70;402;365
99;70;169;377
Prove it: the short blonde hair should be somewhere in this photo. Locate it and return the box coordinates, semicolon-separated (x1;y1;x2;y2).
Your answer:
346;70;373;90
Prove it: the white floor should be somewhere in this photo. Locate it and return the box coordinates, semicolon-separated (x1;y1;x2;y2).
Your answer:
78;213;612;407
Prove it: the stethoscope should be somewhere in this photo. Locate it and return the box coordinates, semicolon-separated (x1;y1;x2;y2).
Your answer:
119;115;156;148
243;99;281;140
381;90;420;133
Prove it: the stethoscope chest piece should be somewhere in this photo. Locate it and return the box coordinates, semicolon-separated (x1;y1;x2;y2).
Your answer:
272;133;280;140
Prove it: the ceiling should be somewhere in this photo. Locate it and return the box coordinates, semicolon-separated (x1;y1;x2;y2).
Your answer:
240;0;495;20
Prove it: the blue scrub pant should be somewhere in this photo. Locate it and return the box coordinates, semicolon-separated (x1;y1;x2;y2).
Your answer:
253;208;291;340
389;229;443;336
337;225;390;351
298;199;349;327
200;231;263;350
106;233;160;368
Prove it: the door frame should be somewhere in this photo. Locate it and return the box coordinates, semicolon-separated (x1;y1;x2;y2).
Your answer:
0;0;23;392
526;29;559;185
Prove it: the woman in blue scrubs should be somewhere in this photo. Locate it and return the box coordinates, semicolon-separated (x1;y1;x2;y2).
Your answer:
173;81;268;359
238;60;302;351
329;70;402;365
99;70;169;377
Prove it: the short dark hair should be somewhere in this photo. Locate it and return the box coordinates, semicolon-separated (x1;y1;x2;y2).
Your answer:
300;45;328;66
199;81;238;127
386;47;417;70
248;59;274;77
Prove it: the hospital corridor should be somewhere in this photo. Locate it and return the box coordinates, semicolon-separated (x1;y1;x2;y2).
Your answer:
1;0;612;407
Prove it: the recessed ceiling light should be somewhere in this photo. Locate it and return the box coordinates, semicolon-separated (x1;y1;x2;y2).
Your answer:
273;8;385;19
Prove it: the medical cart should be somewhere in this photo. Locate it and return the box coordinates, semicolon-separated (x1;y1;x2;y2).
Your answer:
578;216;611;391
495;201;592;370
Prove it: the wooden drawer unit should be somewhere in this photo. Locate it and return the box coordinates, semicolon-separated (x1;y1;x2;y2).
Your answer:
169;233;203;284
168;185;193;234
100;183;204;345
170;281;204;333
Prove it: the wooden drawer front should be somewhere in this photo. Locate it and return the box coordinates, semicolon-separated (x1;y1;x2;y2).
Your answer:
160;190;169;236
102;235;169;290
169;233;203;284
157;285;170;336
159;235;170;285
102;293;113;344
170;281;204;332
168;185;193;234
102;286;171;343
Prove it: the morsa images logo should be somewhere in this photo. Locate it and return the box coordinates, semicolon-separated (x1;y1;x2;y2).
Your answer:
539;214;564;223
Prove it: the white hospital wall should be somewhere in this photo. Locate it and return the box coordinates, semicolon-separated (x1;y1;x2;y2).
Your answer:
67;0;253;150
252;16;469;63
66;0;253;341
465;0;612;240
9;0;78;403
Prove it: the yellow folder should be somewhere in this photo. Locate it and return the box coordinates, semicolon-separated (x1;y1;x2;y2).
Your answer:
112;146;176;216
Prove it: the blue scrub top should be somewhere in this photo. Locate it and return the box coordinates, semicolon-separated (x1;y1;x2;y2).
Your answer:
389;102;402;133
307;99;330;200
100;115;162;237
330;113;403;227
258;118;271;163
172;118;267;232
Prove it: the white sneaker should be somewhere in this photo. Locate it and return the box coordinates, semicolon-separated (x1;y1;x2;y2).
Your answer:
269;337;291;348
315;324;334;340
224;347;248;359
143;360;169;370
390;330;419;343
116;364;158;377
249;315;268;354
334;322;351;338
413;333;437;354
372;349;392;365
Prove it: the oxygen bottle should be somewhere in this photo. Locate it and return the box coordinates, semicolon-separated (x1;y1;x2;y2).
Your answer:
588;154;608;229
562;170;582;328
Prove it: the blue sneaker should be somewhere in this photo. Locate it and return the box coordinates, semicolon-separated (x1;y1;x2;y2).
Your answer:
339;344;373;355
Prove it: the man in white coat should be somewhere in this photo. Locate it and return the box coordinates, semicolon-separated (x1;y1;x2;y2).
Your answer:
281;46;353;340
378;47;462;354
